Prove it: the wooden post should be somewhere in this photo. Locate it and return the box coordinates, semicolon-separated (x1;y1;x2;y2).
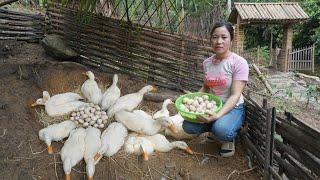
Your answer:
279;24;293;72
312;44;315;73
257;45;260;66
263;107;272;180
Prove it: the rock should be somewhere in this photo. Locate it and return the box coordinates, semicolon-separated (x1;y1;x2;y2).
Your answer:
41;34;78;61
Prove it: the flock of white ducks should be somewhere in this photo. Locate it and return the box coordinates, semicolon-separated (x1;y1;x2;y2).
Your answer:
33;71;195;180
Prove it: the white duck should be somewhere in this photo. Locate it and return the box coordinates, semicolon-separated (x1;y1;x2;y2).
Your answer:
61;128;86;180
84;127;101;180
124;133;154;161
145;134;193;154
100;74;121;111
115;110;176;135
164;114;197;140
107;85;156;118
32;91;87;117
39;120;76;154
81;71;103;105
94;122;127;163
153;99;173;120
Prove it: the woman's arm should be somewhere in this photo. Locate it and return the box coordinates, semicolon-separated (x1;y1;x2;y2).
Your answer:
199;83;209;93
198;80;246;123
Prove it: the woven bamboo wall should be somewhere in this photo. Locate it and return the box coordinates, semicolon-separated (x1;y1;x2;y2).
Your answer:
46;5;213;91
0;8;44;41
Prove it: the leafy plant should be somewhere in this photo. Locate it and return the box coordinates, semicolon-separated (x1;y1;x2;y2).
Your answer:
303;85;319;107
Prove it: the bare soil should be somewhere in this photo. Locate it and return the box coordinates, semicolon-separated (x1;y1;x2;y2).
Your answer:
0;40;259;180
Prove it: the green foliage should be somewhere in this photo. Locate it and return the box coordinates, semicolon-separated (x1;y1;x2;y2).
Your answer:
293;0;320;62
303;85;319;107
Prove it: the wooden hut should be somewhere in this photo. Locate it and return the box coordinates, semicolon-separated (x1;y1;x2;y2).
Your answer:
228;2;309;71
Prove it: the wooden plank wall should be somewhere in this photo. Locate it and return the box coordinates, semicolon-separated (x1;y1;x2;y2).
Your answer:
0;8;44;41
46;5;213;91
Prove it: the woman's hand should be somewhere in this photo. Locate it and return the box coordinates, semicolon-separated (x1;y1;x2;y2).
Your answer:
197;112;221;123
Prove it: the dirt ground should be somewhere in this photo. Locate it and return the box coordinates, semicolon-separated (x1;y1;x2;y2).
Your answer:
0;40;260;180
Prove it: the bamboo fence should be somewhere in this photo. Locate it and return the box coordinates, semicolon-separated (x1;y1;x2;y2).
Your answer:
46;5;212;91
0;8;44;41
244;93;320;180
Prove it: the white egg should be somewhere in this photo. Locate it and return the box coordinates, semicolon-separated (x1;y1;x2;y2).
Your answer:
202;95;209;100
80;111;85;115
205;110;212;114
101;115;108;120
93;124;99;128
85;118;91;122
76;112;80;116
89;113;94;117
74;121;79;125
205;100;209;104
98;124;105;128
89;120;96;125
103;119;108;124
182;97;189;104
95;111;101;116
211;100;216;105
90;108;96;113
71;112;77;117
189;105;196;112
75;116;79;120
91;116;98;121
78;119;84;123
206;103;213;109
198;97;204;103
94;105;101;111
192;101;199;107
97;119;103;124
82;114;88;118
186;99;193;105
70;117;75;121
101;111;107;116
83;122;89;127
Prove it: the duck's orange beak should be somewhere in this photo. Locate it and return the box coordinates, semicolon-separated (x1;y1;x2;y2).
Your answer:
143;151;149;161
93;153;101;161
185;147;193;155
169;125;178;134
47;145;53;154
82;72;87;76
31;102;38;107
65;173;71;180
151;86;157;92
87;176;93;180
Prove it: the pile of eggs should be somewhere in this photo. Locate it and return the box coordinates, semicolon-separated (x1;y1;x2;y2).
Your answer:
70;103;108;129
180;94;217;114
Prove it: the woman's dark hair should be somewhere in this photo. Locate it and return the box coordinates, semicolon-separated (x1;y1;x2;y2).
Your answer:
210;21;234;41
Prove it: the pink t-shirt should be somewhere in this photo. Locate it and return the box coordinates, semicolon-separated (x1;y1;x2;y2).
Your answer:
203;52;249;105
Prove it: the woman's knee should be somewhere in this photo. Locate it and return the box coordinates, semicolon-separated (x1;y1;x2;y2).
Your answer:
212;119;242;141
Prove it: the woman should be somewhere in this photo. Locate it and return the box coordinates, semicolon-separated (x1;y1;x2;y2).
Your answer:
182;21;249;157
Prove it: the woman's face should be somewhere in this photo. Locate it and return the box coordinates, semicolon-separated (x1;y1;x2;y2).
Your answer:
211;26;232;56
